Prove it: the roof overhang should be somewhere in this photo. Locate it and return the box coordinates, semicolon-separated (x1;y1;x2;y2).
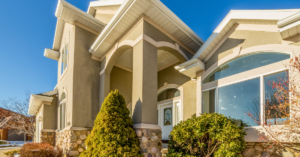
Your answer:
44;49;60;61
52;0;106;51
28;90;58;115
278;11;300;39
87;0;125;16
89;0;204;58
192;9;300;61
175;58;205;79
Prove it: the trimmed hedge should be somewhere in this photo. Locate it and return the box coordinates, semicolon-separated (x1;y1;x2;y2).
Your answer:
167;113;246;157
80;90;142;157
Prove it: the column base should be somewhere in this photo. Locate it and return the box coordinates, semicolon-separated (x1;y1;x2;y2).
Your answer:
55;128;91;156
134;123;163;157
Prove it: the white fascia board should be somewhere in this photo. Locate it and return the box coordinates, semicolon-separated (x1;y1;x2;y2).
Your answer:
90;0;204;55
28;95;53;115
89;0;135;54
147;0;204;45
44;49;60;61
192;10;300;60
278;11;300;28
175;58;205;78
53;0;106;50
279;20;300;33
87;0;125;15
56;0;106;27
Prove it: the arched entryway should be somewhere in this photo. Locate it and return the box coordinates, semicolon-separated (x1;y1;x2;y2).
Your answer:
157;84;183;140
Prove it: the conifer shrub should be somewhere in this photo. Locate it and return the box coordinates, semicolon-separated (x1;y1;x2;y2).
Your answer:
80;90;142;157
167;113;246;157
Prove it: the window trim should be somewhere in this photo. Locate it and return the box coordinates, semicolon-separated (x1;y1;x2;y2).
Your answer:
201;51;292;84
60;42;69;81
59;92;67;131
201;68;289;129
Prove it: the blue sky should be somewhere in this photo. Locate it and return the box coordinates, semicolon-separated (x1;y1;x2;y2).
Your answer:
0;0;299;102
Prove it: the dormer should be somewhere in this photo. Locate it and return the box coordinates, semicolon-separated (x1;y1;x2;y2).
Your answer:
87;0;125;24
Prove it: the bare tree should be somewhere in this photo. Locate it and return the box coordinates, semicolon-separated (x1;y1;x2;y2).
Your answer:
0;91;35;142
246;55;300;153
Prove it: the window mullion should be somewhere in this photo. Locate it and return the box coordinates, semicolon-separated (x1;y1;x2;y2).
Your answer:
260;75;264;126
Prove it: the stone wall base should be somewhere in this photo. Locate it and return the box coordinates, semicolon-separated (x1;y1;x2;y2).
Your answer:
40;131;55;145
55;129;91;157
135;127;163;157
240;142;297;157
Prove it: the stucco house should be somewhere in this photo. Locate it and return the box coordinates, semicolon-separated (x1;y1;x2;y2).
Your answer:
27;0;300;156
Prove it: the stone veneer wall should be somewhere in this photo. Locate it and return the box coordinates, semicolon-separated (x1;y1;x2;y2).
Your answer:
55;130;91;156
161;142;299;157
242;142;299;157
135;128;163;157
40;131;55;145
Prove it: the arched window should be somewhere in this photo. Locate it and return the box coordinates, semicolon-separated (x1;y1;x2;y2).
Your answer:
60;92;66;130
203;52;290;84
157;88;180;102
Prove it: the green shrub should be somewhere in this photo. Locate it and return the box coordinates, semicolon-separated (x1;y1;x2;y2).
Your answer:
167;113;246;157
80;90;142;157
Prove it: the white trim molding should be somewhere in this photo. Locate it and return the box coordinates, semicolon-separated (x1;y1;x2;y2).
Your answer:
192;9;300;61
99;34;189;75
44;49;60;61
28;95;54;115
278;11;300;39
133;123;161;130
175;58;205;79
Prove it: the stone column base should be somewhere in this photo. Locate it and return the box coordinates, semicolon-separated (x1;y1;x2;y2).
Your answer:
134;123;163;157
55;128;91;156
40;130;55;145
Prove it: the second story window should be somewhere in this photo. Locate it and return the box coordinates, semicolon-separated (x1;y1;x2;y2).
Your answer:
61;43;68;75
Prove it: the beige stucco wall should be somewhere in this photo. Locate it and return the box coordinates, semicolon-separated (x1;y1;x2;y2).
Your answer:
158;64;196;120
56;23;75;129
72;26;100;128
110;66;132;104
43;95;58;130
205;30;282;69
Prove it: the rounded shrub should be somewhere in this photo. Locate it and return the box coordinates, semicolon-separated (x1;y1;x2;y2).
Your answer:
80;90;142;157
167;113;246;157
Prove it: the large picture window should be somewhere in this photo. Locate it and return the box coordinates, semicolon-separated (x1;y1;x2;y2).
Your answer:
203;53;290;84
202;71;289;127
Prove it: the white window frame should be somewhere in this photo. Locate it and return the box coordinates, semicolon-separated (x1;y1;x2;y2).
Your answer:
59;93;67;131
202;68;290;129
60;41;69;80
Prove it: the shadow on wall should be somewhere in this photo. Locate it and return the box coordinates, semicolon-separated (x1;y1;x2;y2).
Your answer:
132;98;142;124
217;38;245;59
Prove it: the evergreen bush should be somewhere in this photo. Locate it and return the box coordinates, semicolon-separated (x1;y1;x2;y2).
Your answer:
167;113;246;157
80;90;142;157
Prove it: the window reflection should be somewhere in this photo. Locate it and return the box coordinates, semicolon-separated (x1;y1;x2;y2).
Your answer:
218;78;260;127
264;71;289;125
203;53;290;84
158;89;180;102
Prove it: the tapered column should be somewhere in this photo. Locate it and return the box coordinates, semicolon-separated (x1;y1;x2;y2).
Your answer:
132;40;158;124
132;40;162;157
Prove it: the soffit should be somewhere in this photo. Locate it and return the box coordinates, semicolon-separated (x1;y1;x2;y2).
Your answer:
28;95;53;115
90;0;203;58
193;10;300;61
115;49;180;72
278;12;300;39
53;0;106;51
